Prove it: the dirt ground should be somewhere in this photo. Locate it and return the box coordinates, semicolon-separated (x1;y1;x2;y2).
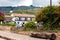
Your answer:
0;26;60;40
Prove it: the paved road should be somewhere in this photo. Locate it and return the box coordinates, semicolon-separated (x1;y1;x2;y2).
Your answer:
0;31;47;40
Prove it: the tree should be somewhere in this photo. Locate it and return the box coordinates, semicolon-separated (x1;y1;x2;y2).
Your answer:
35;6;60;30
56;2;60;17
0;12;5;21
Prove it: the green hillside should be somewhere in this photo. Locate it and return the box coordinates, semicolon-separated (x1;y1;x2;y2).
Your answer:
0;6;42;14
13;8;41;14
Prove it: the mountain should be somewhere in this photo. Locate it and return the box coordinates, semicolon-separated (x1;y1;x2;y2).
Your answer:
0;6;15;13
0;6;42;14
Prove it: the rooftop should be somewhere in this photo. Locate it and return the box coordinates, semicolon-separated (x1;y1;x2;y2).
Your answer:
5;13;35;18
12;13;35;17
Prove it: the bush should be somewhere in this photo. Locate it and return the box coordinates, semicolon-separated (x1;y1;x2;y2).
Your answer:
41;23;60;31
24;21;37;31
35;6;60;30
7;22;16;26
40;23;51;30
0;12;5;21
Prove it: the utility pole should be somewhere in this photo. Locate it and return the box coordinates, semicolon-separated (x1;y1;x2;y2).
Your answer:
50;0;53;30
58;0;59;6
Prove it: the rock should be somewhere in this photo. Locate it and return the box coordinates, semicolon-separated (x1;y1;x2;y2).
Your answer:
50;33;56;40
30;32;55;39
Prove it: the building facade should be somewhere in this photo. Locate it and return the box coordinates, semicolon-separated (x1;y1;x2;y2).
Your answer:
5;13;35;27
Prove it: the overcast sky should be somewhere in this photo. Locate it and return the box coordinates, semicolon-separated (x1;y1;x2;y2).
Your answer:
33;0;59;7
0;0;59;7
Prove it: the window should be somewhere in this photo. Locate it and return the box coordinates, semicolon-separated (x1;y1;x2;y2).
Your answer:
18;22;19;24
15;17;19;21
32;18;35;21
20;17;25;21
27;18;31;21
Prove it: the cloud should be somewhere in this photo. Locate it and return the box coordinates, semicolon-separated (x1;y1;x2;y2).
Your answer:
33;0;59;7
0;0;59;7
17;0;32;6
0;0;32;6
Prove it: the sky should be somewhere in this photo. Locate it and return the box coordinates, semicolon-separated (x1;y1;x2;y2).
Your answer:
0;0;59;7
33;0;59;7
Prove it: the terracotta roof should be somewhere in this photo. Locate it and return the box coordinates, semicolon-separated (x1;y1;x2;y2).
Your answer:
5;15;12;17
12;13;35;17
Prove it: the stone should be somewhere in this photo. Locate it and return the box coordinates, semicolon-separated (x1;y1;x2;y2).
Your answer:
30;32;56;40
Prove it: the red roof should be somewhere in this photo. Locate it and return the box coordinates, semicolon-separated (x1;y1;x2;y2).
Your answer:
12;13;35;17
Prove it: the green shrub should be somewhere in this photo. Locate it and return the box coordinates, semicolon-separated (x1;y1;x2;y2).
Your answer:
41;23;51;30
0;12;5;21
41;23;60;31
7;22;16;26
35;6;60;30
24;21;37;31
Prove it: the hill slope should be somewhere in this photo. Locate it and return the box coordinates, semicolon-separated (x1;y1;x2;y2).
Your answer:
0;6;42;14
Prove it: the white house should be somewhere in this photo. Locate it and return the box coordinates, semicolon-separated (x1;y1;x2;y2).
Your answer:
5;13;35;27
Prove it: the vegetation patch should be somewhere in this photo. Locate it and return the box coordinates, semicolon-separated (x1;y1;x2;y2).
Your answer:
23;21;37;31
35;6;60;30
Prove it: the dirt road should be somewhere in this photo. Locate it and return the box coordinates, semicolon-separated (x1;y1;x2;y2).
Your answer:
0;30;47;40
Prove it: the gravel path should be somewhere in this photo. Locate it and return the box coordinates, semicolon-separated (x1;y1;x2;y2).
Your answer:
0;30;47;40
